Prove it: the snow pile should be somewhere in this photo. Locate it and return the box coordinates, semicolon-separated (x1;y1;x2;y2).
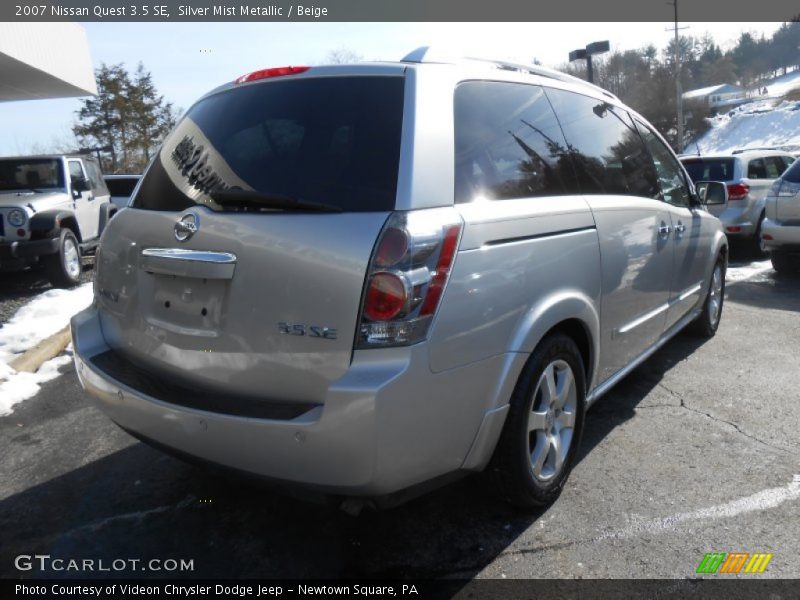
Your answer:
0;354;73;416
0;282;93;416
692;99;800;154
763;69;800;99
726;259;772;283
0;283;92;361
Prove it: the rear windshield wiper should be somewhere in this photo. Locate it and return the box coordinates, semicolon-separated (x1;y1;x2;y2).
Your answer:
210;189;342;213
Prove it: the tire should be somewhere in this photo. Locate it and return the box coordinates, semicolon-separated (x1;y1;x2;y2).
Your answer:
43;229;82;288
488;333;586;510
689;255;725;338
753;213;767;258
771;251;797;275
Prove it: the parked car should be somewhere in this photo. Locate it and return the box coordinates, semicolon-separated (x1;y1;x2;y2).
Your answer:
104;174;141;209
680;150;795;255
0;154;115;287
71;49;728;510
762;157;800;274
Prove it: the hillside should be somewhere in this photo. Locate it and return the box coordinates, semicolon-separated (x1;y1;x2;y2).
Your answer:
688;69;800;155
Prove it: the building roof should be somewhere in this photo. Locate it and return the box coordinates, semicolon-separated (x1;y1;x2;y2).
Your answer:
683;84;743;100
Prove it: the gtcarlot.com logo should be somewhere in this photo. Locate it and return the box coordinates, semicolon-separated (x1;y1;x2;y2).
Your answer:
14;554;194;573
696;552;773;574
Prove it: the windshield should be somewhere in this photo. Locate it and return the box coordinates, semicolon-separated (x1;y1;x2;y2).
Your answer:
680;158;735;183
0;159;65;191
132;76;405;213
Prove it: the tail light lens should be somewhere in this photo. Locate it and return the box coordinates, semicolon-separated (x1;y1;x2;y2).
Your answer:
234;66;310;84
727;182;750;200
357;208;463;348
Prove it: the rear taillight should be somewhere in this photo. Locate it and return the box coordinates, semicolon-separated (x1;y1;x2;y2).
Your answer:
357;208;463;348
234;66;310;84
727;182;750;200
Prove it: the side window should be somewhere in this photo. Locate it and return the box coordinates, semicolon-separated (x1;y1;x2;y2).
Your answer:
634;119;692;208
765;156;788;178
68;160;85;184
84;160;109;196
542;87;659;198
784;156;796;169
453;80;573;203
747;159;767;179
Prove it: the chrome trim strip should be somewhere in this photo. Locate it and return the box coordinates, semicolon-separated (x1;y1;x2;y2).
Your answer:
616;280;703;336
617;302;670;335
141;248;237;264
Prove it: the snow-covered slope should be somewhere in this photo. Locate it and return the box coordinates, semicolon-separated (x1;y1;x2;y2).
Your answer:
690;99;800;154
764;69;800;98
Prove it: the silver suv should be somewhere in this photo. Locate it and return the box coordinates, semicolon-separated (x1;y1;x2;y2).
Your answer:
0;154;115;287
72;50;728;509
763;158;800;273
681;150;795;254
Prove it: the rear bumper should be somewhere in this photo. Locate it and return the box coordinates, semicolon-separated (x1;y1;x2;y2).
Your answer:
0;237;59;259
717;202;759;237
71;305;522;497
762;219;800;250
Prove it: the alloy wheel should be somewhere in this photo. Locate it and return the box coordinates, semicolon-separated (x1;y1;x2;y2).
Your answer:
527;359;577;481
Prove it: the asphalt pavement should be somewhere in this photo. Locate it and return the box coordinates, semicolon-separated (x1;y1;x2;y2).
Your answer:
1;247;798;580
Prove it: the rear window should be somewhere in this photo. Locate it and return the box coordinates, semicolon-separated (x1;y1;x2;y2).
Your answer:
681;158;735;183
133;76;405;212
783;159;800;184
105;177;139;197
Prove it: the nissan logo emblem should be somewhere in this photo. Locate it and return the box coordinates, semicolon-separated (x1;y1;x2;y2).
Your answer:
174;212;199;242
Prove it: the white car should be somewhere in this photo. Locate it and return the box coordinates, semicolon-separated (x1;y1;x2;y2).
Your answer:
763;158;800;273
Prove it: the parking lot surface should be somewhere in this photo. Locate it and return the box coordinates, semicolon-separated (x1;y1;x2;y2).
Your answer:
1;251;798;579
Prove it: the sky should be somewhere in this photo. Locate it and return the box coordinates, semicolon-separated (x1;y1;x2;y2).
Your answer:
0;21;784;156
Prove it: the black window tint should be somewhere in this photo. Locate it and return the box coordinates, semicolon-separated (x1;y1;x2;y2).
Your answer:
681;158;735;182
764;156;785;178
634;120;691;207
543;88;659;198
133;77;405;213
748;159;767;179
783;156;795;169
783;159;800;184
453;81;572;203
105;177;139;197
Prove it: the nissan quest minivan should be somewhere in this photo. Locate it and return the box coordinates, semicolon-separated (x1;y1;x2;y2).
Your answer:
72;49;728;510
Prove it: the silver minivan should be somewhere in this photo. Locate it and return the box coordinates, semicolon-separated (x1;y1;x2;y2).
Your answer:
71;50;728;510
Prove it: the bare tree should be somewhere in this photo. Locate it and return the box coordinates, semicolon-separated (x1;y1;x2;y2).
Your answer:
325;46;363;64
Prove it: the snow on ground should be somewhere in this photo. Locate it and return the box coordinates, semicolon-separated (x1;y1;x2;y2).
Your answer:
0;283;92;416
764;69;800;99
726;259;773;283
692;98;800;154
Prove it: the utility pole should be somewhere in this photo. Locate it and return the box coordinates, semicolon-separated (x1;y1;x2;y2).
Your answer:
667;0;688;153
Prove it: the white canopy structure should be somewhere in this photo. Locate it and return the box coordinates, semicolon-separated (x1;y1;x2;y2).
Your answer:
0;23;97;102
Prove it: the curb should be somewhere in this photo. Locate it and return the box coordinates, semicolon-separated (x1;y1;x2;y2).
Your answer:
7;326;72;375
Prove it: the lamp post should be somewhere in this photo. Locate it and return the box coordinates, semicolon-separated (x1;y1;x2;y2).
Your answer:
569;40;610;84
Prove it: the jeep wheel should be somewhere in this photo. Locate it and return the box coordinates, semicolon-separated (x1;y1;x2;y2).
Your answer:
689;255;725;338
44;229;82;288
488;333;586;510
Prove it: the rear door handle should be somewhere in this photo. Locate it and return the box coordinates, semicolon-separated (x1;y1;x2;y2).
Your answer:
658;223;672;238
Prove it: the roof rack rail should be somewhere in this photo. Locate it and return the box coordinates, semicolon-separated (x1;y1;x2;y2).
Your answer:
401;46;619;101
731;146;780;154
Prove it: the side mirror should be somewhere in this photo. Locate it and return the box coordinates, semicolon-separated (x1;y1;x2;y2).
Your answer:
695;180;728;206
72;177;90;193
